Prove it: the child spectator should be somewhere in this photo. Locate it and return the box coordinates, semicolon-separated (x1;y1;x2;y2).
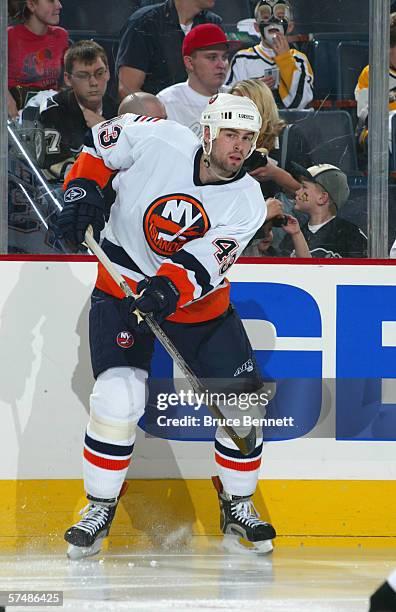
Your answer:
281;163;367;258
8;0;68;118
226;0;313;110
355;12;396;153
37;40;118;181
157;24;229;137
243;214;311;257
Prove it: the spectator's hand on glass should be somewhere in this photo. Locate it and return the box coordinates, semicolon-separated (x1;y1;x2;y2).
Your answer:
82;107;105;128
7;91;19;120
271;32;290;56
266;197;284;220
260;75;276;90
280;214;300;235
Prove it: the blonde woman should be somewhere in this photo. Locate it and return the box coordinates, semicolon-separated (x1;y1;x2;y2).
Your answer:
230;79;301;194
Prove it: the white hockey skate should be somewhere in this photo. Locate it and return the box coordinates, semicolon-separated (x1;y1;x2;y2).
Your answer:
212;476;276;555
65;482;128;560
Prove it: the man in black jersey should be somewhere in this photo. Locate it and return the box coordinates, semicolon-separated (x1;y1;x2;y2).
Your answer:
281;163;367;258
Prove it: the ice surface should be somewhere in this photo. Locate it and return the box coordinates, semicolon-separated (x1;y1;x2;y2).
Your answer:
0;538;392;611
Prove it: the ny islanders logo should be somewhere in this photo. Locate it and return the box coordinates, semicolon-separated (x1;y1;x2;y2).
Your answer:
143;193;210;257
117;331;134;349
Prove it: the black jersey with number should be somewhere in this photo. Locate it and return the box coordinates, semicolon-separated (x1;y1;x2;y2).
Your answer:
281;216;367;258
38;89;118;176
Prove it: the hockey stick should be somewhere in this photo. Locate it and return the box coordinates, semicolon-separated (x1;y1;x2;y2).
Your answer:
84;227;256;456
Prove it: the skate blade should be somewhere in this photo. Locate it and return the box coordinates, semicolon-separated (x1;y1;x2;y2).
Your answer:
222;534;273;555
66;536;105;560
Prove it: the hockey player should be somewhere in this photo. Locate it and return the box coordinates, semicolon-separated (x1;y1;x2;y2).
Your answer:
56;93;276;558
226;0;314;110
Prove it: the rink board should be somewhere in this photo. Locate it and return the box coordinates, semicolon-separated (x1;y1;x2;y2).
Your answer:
1;257;396;543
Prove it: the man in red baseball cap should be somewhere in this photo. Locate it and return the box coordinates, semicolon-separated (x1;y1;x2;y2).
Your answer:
157;24;230;137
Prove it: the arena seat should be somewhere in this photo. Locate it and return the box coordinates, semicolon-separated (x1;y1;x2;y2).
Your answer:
306;33;368;104
279;110;359;175
61;0;134;35
336;41;369;102
279;109;315;125
211;0;251;29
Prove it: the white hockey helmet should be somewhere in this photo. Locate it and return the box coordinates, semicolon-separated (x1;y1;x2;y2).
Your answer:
200;93;262;158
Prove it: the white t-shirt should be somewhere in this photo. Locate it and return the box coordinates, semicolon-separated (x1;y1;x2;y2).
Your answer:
157;81;224;138
180;23;193;35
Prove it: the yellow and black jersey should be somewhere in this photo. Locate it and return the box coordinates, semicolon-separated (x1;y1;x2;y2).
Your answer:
355;64;396;121
226;43;314;110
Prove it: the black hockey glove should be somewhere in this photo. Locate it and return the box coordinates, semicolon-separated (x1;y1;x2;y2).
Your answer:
57;178;105;245
121;276;180;332
243;149;268;173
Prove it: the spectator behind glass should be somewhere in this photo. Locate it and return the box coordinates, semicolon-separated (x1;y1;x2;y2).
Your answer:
37;40;118;181
157;24;229;137
227;0;314;110
116;0;223;98
8;0;68;118
280;163;367;258
355;12;396;156
243;215;311;258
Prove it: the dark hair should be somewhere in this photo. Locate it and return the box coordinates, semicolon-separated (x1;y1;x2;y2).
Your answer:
391;12;396;48
8;0;27;21
9;0;60;23
64;40;108;74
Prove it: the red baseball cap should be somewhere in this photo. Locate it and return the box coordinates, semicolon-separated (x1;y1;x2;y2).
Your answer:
182;24;229;57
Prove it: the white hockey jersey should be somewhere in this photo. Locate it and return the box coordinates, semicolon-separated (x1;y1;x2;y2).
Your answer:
65;114;267;324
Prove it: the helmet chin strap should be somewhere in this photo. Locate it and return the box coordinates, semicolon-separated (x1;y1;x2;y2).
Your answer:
202;148;243;182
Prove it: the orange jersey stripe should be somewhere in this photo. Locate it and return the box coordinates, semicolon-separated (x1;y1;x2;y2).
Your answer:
215;453;262;472
94;262;230;324
95;262;138;298
83;448;131;471
167;282;230;323
64;152;115;190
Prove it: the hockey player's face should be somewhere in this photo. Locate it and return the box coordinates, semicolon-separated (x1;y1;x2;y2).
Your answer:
187;47;229;94
211;129;255;175
66;57;110;107
27;0;62;25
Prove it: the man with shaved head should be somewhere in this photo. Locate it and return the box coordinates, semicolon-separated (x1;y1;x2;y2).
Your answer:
118;92;167;118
